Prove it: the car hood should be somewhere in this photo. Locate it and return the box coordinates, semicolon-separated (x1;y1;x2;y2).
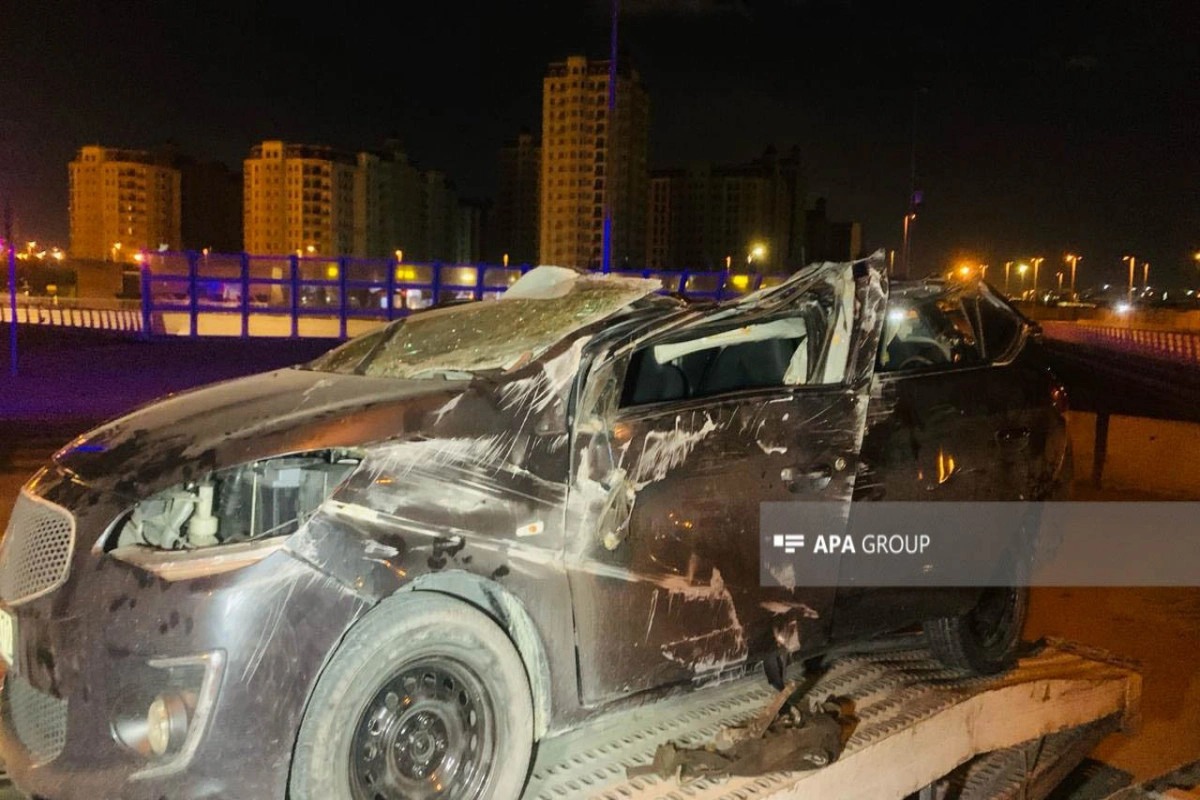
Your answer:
53;367;472;498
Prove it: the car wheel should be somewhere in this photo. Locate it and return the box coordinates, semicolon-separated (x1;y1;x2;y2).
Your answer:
924;583;1029;675
290;593;534;800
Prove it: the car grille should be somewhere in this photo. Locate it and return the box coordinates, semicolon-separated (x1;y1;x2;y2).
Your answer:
0;491;76;606
2;673;68;765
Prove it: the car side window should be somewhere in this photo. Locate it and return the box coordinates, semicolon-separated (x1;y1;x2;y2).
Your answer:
878;297;982;373
620;307;839;407
975;294;1023;361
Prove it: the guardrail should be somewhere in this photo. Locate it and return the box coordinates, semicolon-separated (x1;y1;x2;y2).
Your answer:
0;298;144;333
1041;320;1200;366
138;251;790;338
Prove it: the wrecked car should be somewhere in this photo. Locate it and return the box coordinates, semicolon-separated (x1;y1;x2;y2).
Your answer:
0;255;1069;799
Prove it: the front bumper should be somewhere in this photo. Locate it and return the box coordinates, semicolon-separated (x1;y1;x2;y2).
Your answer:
0;475;367;800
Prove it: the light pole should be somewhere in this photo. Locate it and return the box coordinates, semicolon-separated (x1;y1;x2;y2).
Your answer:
1017;263;1029;296
1142;262;1150;290
1004;261;1014;296
1030;257;1044;299
6;241;16;377
747;243;766;270
1065;253;1080;296
900;213;916;278
1123;255;1136;301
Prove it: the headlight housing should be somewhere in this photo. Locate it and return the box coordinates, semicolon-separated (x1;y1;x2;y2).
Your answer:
103;449;361;577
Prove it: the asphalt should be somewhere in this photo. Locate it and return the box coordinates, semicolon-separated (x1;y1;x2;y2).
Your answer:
1045;340;1200;423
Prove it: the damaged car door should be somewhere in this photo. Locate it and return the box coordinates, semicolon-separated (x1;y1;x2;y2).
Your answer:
567;258;887;706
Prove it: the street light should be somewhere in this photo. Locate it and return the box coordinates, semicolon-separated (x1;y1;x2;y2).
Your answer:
1030;257;1044;297
901;213;917;278
747;243;766;268
1064;253;1081;296
1004;261;1014;296
1123;255;1136;301
1017;263;1029;297
1142;261;1150;290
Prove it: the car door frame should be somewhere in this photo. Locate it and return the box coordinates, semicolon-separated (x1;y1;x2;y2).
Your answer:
563;257;888;708
832;283;1044;640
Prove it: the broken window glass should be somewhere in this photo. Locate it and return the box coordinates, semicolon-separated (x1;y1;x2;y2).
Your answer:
308;267;658;379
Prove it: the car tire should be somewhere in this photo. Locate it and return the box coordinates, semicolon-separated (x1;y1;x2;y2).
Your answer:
924;583;1029;675
290;592;534;800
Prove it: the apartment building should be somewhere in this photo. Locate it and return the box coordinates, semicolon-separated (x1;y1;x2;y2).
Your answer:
243;141;355;257
68;145;181;261
540;55;649;269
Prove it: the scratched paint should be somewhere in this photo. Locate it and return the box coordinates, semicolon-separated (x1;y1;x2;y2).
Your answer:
0;256;1073;798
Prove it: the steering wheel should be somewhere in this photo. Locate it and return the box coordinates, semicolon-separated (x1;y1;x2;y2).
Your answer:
898;355;936;370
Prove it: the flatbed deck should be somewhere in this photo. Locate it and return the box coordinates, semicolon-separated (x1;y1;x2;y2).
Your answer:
525;640;1142;800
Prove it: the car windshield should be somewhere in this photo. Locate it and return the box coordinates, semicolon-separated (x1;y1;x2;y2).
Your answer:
308;266;659;379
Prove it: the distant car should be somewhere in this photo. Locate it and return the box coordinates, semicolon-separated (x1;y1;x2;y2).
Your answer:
0;257;1069;799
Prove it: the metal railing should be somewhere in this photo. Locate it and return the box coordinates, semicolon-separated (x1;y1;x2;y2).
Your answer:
138;251;791;339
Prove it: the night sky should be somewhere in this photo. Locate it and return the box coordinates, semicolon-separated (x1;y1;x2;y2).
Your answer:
2;0;1198;287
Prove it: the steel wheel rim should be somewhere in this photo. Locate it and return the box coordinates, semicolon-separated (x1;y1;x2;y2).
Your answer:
350;658;495;800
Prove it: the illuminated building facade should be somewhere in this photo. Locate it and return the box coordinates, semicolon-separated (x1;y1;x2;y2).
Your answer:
68;145;181;261
540;55;648;269
244;140;355;257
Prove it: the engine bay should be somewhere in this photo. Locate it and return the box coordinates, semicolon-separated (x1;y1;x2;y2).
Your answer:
110;450;362;551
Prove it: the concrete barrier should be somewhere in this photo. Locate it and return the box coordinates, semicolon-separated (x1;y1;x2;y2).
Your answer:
1;302;143;334
1068;411;1200;498
1042;321;1200;366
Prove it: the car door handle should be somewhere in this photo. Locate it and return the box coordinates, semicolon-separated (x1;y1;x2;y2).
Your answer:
781;464;832;492
995;427;1032;448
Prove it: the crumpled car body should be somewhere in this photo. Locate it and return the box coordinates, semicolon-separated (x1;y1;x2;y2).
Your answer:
0;256;1068;798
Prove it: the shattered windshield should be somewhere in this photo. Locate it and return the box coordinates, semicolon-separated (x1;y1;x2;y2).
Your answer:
309;266;659;379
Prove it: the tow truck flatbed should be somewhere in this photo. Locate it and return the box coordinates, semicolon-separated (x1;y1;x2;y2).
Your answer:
525;640;1141;800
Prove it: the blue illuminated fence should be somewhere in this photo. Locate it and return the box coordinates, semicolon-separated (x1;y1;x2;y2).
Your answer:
138;251;791;339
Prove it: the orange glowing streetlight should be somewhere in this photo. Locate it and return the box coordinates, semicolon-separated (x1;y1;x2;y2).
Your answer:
1123;255;1136;300
1064;253;1081;295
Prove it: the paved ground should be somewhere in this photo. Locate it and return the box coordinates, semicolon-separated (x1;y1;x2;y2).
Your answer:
0;327;334;421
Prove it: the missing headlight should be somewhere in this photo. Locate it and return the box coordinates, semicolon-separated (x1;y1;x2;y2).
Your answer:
108;450;361;552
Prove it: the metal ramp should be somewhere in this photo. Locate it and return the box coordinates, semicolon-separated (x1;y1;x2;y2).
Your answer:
525;641;1141;800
